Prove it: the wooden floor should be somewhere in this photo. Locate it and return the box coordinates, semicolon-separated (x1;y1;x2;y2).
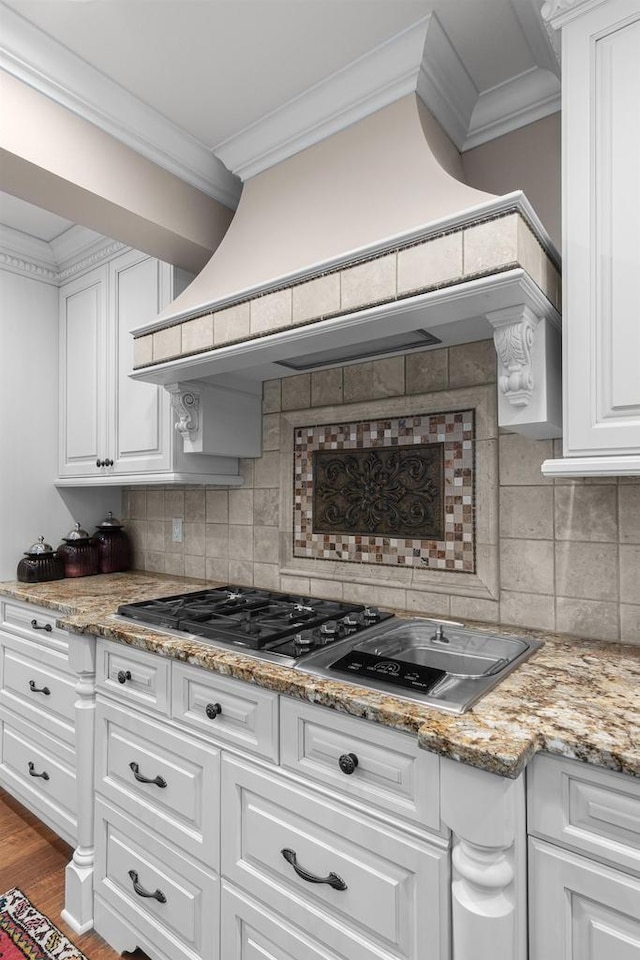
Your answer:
0;787;148;960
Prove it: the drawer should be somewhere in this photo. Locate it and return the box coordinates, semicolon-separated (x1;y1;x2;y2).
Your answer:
95;797;219;960
281;697;440;832
0;711;76;843
0;640;76;744
1;600;69;655
528;754;640;877
221;881;364;960
97;639;170;715
96;698;220;866
172;662;278;762
221;755;449;960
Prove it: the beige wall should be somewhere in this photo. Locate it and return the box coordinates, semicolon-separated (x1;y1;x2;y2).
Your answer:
122;342;640;645
462;113;561;250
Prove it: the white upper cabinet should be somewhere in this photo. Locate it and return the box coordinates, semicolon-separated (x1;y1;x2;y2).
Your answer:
542;0;640;476
58;248;259;486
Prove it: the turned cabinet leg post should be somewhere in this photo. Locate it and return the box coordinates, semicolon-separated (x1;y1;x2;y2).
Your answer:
62;636;97;934
441;758;528;960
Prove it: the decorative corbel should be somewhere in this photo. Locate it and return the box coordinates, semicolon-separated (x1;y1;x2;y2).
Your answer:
166;383;201;442
486;305;540;408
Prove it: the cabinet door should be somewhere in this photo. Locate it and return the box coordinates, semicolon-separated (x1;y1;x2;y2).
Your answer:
109;250;173;475
529;838;640;960
58;266;108;476
563;2;640;458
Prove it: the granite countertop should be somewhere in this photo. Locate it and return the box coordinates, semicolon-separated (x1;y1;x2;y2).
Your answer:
2;572;639;781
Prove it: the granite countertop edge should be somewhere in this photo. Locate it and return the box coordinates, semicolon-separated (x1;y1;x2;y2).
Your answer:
2;573;638;781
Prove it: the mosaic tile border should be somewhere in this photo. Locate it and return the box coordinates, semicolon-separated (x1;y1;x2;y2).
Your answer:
293;409;475;571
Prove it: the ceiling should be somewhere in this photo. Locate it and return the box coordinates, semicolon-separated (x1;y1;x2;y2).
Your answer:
0;0;558;246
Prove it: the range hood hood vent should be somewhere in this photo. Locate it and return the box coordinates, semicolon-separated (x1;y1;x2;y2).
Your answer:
132;93;563;441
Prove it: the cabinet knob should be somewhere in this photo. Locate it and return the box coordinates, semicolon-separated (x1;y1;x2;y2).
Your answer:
205;702;222;720
338;752;359;775
96;457;114;468
117;670;132;684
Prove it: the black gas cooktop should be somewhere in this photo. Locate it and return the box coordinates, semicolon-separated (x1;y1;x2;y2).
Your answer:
117;585;394;660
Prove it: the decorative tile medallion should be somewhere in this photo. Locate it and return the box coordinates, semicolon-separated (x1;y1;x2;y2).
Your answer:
293;410;475;571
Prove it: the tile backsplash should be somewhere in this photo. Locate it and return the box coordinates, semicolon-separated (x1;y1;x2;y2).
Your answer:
122;340;640;645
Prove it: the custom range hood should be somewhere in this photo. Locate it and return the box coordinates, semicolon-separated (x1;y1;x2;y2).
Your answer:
132;90;562;441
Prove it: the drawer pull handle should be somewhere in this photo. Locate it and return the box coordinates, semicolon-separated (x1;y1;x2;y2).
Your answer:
281;848;347;891
28;680;51;696
129;761;167;789
28;761;49;781
117;670;132;684
128;870;166;904
30;619;52;633
338;753;359;775
205;702;222;720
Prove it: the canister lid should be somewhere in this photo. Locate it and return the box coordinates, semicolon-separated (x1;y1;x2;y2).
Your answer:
63;521;91;542
24;535;54;556
96;511;123;529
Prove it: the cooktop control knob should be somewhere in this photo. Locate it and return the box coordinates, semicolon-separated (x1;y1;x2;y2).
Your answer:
293;632;314;650
320;620;339;636
363;607;380;621
341;615;359;629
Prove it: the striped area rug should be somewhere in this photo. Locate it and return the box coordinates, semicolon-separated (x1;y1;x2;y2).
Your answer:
0;888;87;960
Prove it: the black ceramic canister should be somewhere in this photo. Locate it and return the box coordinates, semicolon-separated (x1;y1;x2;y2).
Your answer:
17;536;65;583
93;511;131;574
56;521;99;577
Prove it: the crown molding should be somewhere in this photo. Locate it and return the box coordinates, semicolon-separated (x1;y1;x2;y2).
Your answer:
416;13;477;150
0;1;241;209
463;66;560;150
0;221;126;284
213;17;431;181
511;0;561;71
541;0;610;27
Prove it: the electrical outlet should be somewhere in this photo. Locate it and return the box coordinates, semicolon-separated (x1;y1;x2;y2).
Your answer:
171;518;183;543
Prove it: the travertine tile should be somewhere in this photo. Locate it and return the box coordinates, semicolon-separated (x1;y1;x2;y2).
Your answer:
181;313;214;354
343;362;374;402
254;450;281;489
228;524;253;561
500;590;555;631
253;526;280;564
500;486;554;540
312;368;343;407
152;325;181;362
619;485;640;543
184;488;205;522
340;253;396;310
205;523;229;558
620;545;640;604
343;582;406;610
464;214;519;275
555;542;618;601
620;603;640;644
404;591;451;616
499;434;553;485
164;554;185;577
449;339;496;388
262;379;281;414
280;574;311;595
205;557;230;583
555;485;618;542
229;489;254;525
184;555;205;580
309;579;344;600
253;488;280;527
253;562;280;590
146;521;164;553
133;335;153;367
475;439;499;546
450;596;500;623
206;490;228;523
144;552;165;573
292;274;340;323
262;413;280;451
499;539;555;594
214;302;250;345
556;597;619;641
239;459;255;488
229;560;254;585
281;374;311;411
517;219;545;292
397;232;463;294
165;489;184;519
405;348;448;394
250;289;292;334
146;489;165;520
184;522;205;556
372;356;404;397
129;489;147;520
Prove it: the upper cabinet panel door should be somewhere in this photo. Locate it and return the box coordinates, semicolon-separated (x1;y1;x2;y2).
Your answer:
110;250;172;475
58;267;108;477
564;2;640;458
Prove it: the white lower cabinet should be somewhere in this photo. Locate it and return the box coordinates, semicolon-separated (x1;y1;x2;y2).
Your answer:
528;755;640;960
